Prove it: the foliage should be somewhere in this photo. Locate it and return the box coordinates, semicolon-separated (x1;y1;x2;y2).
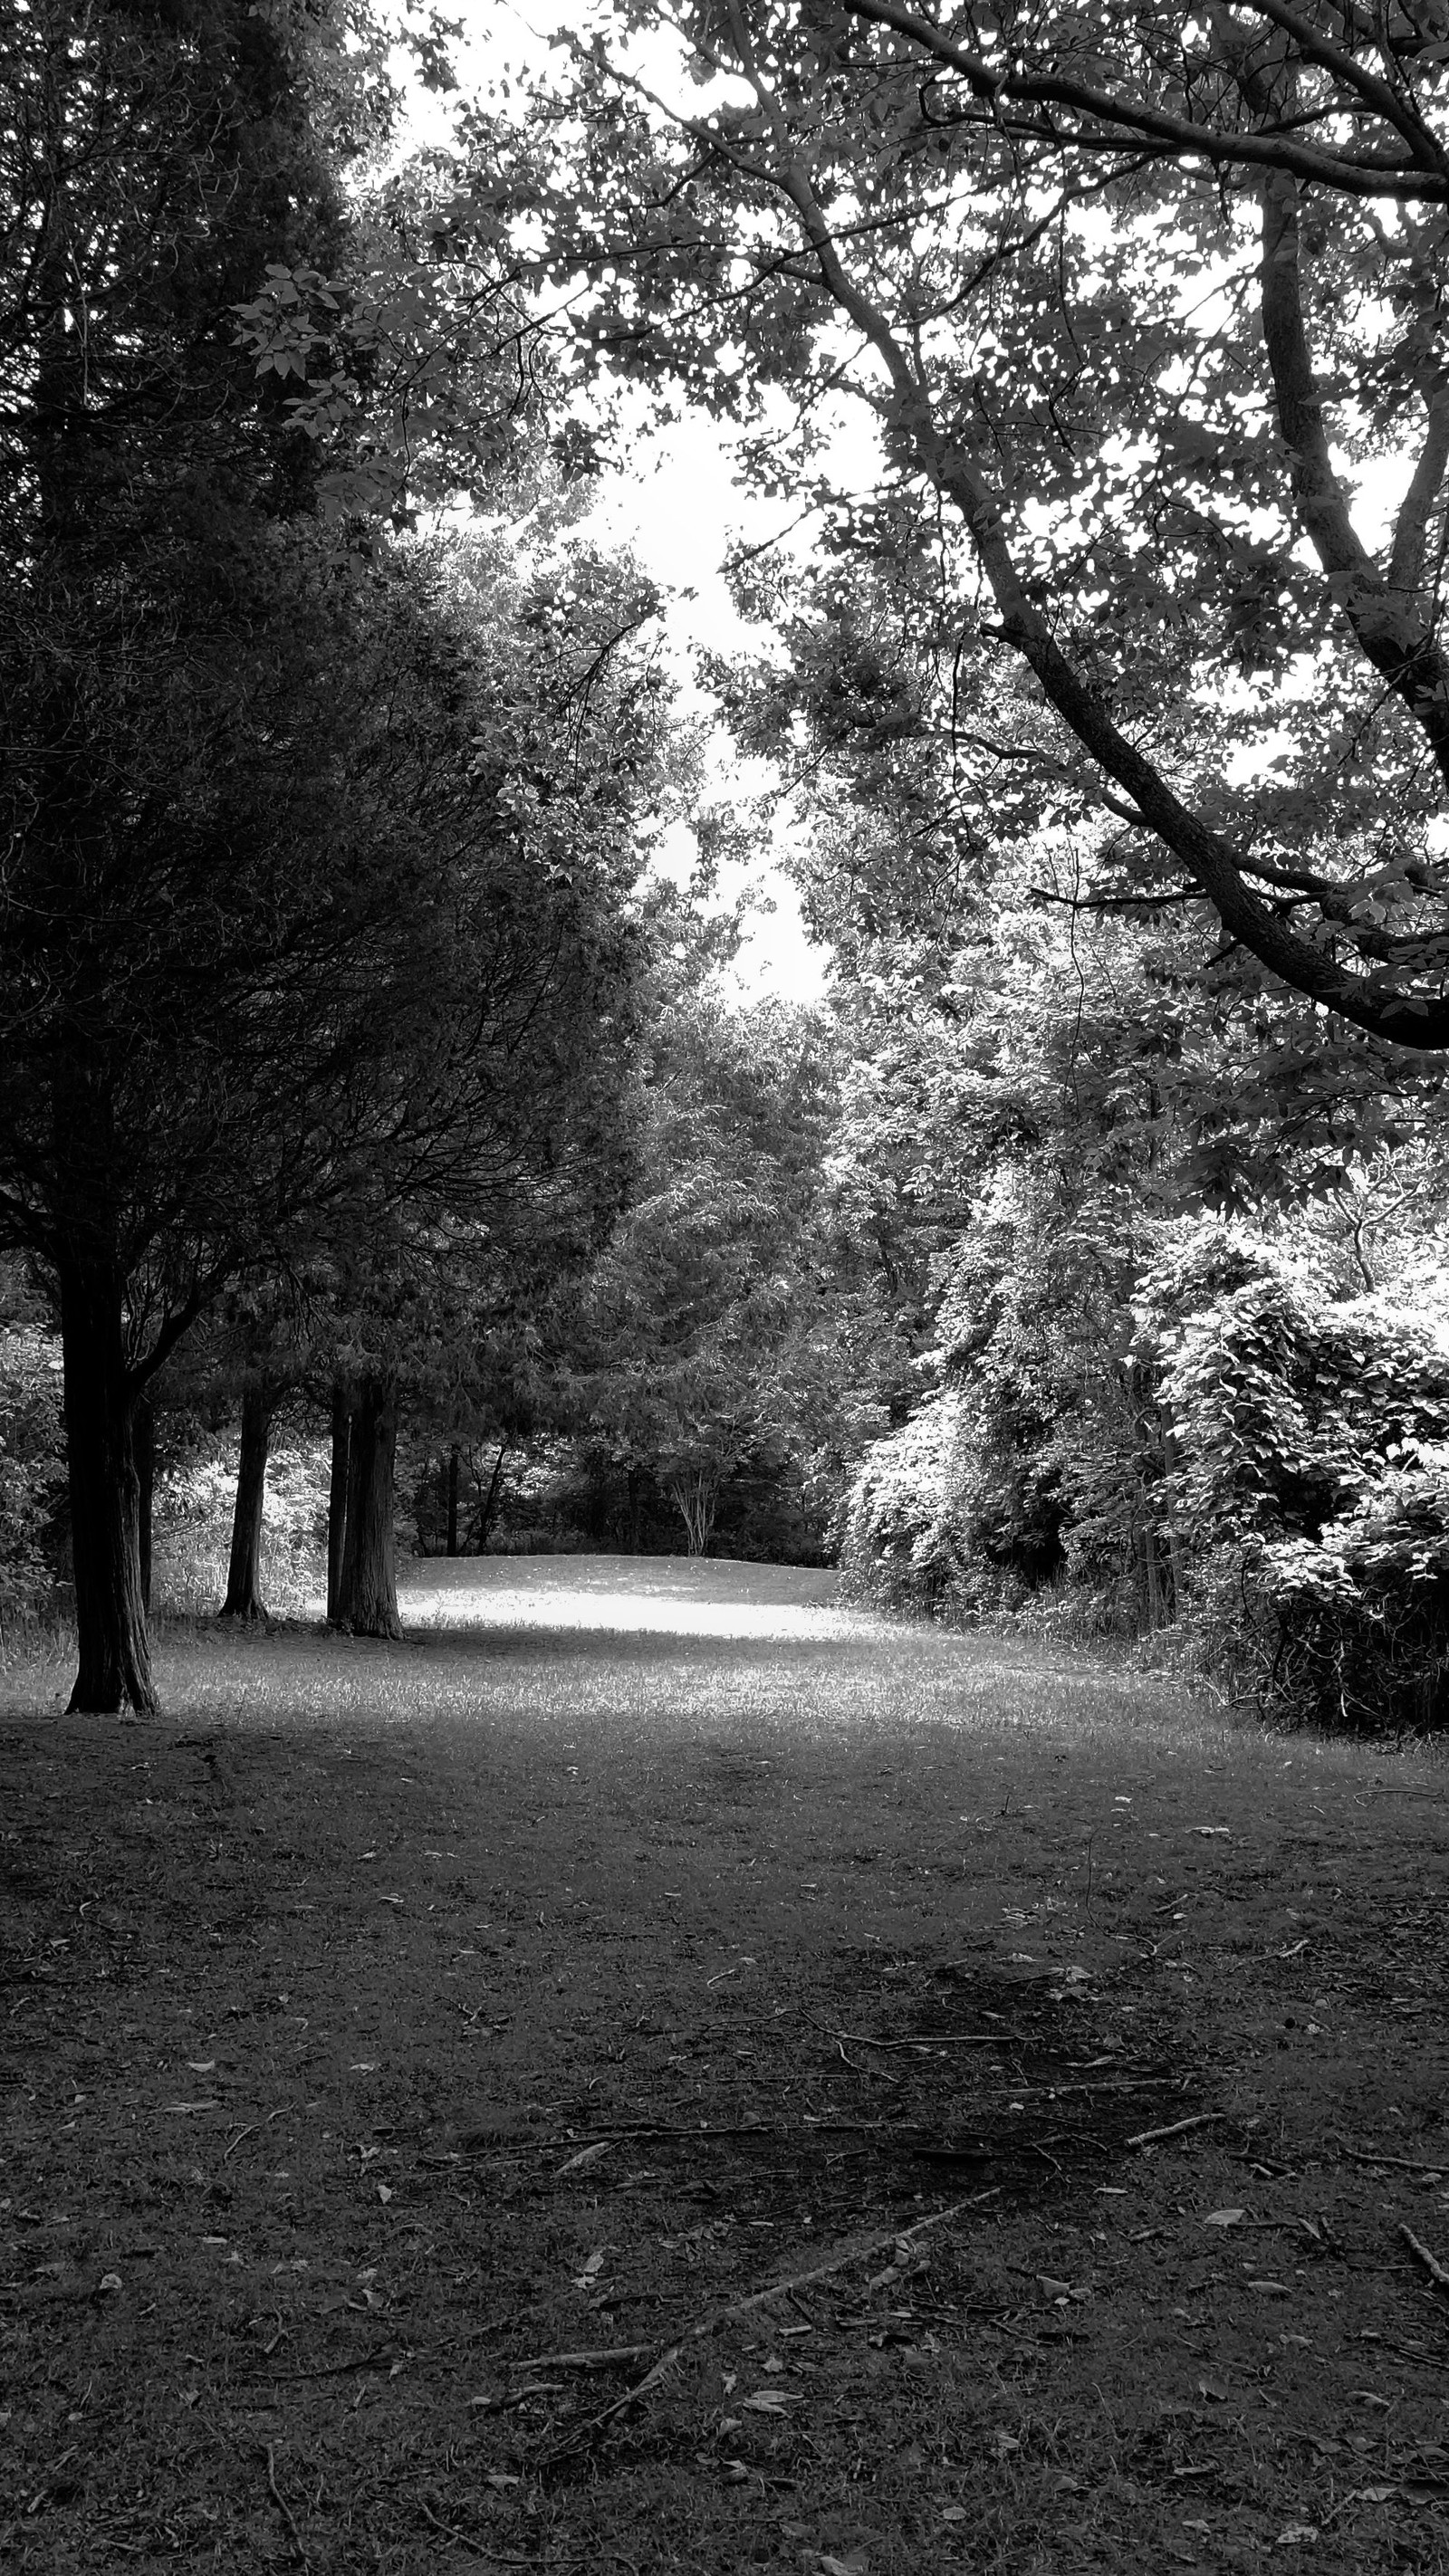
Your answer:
0;1326;66;1632
526;0;1449;1046
569;987;838;1553
1258;1449;1449;1736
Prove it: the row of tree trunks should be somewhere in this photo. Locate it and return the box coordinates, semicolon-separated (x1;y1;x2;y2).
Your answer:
331;1374;402;1639
222;1378;274;1623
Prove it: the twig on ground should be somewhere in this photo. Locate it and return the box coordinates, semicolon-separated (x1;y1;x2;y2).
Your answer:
1341;2146;1448;2174
542;2190;998;2459
1400;2225;1449;2293
1126;2112;1223;2150
417;2502;572;2567
259;2345;399;2382
814;2021;1004;2053
513;2344;654;2370
221;2124;257;2165
264;2446;309;2569
418;2498;491;2557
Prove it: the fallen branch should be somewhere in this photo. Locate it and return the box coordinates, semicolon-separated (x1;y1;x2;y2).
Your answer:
1126;2112;1223;2150
1400;2225;1449;2293
543;2189;998;2458
1340;2146;1448;2175
264;2446;309;2570
816;2021;1003;2053
513;2343;654;2371
259;2344;399;2382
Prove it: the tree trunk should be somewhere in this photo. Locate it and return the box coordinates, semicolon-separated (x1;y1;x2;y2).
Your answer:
475;1440;509;1553
446;1443;460;1557
336;1375;401;1640
222;1379;273;1622
135;1395;154;1617
57;1249;157;1714
327;1376;352;1625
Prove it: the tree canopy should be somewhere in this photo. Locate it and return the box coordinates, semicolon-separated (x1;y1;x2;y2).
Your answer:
517;0;1449;1047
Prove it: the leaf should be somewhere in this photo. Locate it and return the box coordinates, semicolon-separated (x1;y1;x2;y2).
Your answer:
742;2387;794;2413
1203;2207;1246;2227
1275;2527;1319;2546
572;2248;606;2291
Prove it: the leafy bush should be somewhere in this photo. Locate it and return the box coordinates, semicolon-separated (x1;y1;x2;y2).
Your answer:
837;1391;1024;1620
0;1327;67;1634
1252;1448;1449;1735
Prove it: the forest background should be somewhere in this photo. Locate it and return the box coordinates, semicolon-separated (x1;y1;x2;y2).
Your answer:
4;0;1449;1739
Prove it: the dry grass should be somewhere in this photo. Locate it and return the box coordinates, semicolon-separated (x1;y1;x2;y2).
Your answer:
2;1556;1447;2573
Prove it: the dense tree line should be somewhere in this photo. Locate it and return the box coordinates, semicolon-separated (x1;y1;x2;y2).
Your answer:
4;0;1448;1739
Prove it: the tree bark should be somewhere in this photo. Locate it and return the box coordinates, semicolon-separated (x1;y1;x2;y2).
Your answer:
475;1440;510;1553
336;1374;401;1640
327;1376;353;1625
57;1248;157;1714
222;1378;273;1622
446;1442;460;1557
135;1395;154;1617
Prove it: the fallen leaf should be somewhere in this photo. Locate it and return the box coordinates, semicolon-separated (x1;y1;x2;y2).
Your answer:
1189;1826;1231;1838
1275;2527;1319;2546
376;2184;393;2204
185;2060;216;2073
571;2249;606;2292
98;2273;122;2294
1246;2278;1291;2294
1349;2485;1397;2504
940;2505;969;2523
162;2102;221;2114
1203;2208;1245;2228
819;2557;867;2576
743;2388;794;2414
1037;2274;1073;2298
993;2430;1021;2454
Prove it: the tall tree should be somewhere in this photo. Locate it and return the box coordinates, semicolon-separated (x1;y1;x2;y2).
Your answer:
525;1;1449;1048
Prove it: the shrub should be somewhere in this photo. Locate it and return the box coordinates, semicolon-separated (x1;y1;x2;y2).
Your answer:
0;1326;67;1634
1252;1446;1449;1735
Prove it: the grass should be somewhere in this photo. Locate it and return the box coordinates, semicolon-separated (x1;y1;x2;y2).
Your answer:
2;1555;1447;2573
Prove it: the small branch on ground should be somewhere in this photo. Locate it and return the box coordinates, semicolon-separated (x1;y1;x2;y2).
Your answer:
1399;2225;1449;2293
264;2446;309;2569
1340;2146;1448;2174
1126;2112;1223;2150
541;2189;998;2459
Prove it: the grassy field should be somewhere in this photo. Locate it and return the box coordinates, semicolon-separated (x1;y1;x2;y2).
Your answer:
3;1556;1447;2573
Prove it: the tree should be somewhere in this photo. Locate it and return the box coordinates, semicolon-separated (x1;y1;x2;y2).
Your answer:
529;1;1449;1047
573;989;836;1553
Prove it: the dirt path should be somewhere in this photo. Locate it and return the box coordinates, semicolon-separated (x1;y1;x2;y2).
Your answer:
2;1558;1446;2571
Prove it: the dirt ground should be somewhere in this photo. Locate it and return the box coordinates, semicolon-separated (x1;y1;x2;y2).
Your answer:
2;1556;1446;2572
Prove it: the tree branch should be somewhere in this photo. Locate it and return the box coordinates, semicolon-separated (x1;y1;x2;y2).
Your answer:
839;0;1449;202
1259;170;1449;787
1388;376;1449;599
